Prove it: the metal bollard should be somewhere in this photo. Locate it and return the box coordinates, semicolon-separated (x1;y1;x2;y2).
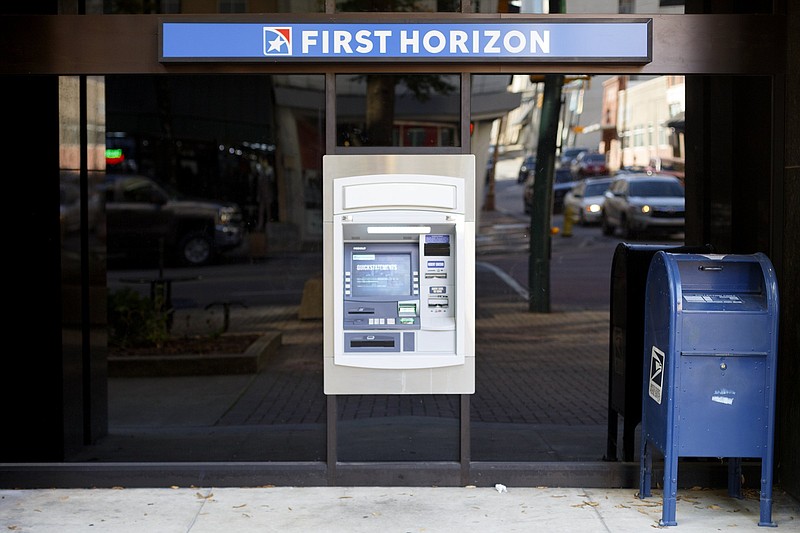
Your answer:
204;301;248;332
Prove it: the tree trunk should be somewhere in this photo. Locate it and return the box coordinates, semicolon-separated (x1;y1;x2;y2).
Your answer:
365;75;396;146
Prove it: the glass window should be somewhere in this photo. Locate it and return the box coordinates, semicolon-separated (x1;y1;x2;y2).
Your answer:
629;179;684;197
102;0;324;13
337;0;462;12
71;74;329;463
584;181;611;196
336;74;460;147
218;0;247;13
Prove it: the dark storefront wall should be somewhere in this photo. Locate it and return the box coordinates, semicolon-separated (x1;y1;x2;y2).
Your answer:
58;68;779;470
2;2;798;500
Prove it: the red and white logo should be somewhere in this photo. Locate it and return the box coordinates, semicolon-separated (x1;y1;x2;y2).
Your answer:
263;27;292;56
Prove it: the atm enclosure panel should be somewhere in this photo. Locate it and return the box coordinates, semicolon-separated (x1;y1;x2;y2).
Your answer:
323;154;475;395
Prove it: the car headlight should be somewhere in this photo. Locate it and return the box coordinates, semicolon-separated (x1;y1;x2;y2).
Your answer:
588;203;601;213
217;206;239;225
640;205;651;214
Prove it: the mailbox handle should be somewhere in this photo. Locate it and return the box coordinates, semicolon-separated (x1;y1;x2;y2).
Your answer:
681;351;769;357
698;265;723;271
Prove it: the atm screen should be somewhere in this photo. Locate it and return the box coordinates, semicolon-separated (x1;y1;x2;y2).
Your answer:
351;252;412;297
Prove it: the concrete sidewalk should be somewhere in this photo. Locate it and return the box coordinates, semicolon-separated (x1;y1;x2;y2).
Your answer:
3;485;799;532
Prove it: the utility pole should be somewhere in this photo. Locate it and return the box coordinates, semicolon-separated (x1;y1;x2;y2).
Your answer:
527;0;563;313
528;74;563;313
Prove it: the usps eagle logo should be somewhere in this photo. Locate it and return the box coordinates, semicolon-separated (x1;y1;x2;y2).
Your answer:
263;27;292;56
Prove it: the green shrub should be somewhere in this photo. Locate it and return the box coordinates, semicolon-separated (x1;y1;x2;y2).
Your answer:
108;287;169;348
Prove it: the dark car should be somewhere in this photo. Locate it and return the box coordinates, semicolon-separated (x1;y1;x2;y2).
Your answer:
601;174;685;239
517;154;536;183
102;174;244;266
552;167;578;213
570;151;608;179
557;147;589;169
524;167;576;215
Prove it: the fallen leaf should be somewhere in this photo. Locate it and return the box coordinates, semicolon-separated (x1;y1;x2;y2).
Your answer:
195;492;214;499
633;501;662;508
233;504;247;508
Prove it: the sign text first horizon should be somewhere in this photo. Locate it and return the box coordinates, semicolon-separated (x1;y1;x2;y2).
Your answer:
288;28;550;56
160;21;651;62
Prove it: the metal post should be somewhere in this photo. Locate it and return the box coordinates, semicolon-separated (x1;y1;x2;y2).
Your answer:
460;394;471;485
528;74;563;313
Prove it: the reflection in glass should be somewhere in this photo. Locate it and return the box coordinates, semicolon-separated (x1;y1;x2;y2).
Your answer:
101;0;323;13
337;0;461;12
65;74;328;462
336;74;460;147
60;75;110;453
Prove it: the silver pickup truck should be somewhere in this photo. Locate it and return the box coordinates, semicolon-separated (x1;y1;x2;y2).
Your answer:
103;174;244;266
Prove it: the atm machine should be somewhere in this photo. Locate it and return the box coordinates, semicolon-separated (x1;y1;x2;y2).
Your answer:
323;154;475;395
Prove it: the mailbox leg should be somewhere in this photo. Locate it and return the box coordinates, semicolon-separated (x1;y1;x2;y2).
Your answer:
759;460;776;527
659;450;679;526
728;458;742;499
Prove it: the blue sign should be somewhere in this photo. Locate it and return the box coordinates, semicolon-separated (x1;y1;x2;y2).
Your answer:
160;20;651;63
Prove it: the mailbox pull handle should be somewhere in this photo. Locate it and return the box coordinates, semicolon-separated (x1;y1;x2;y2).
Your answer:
698;265;723;271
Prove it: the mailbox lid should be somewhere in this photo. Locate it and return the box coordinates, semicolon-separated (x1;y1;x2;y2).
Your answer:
678;257;768;312
669;252;778;308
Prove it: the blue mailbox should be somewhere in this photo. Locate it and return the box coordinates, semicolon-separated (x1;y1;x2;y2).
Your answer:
638;252;779;527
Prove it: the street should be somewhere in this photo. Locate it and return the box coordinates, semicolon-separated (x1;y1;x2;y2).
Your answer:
479;154;684;311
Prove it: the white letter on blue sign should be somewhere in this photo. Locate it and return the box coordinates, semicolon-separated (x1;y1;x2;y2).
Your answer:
423;30;446;53
484;30;501;53
375;30;391;53
400;30;419;54
334;30;353;53
302;30;318;54
355;30;373;53
450;30;469;53
504;30;525;53
531;30;550;53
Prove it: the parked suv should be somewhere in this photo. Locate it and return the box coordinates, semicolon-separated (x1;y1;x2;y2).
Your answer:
601;174;685;239
103;174;244;266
